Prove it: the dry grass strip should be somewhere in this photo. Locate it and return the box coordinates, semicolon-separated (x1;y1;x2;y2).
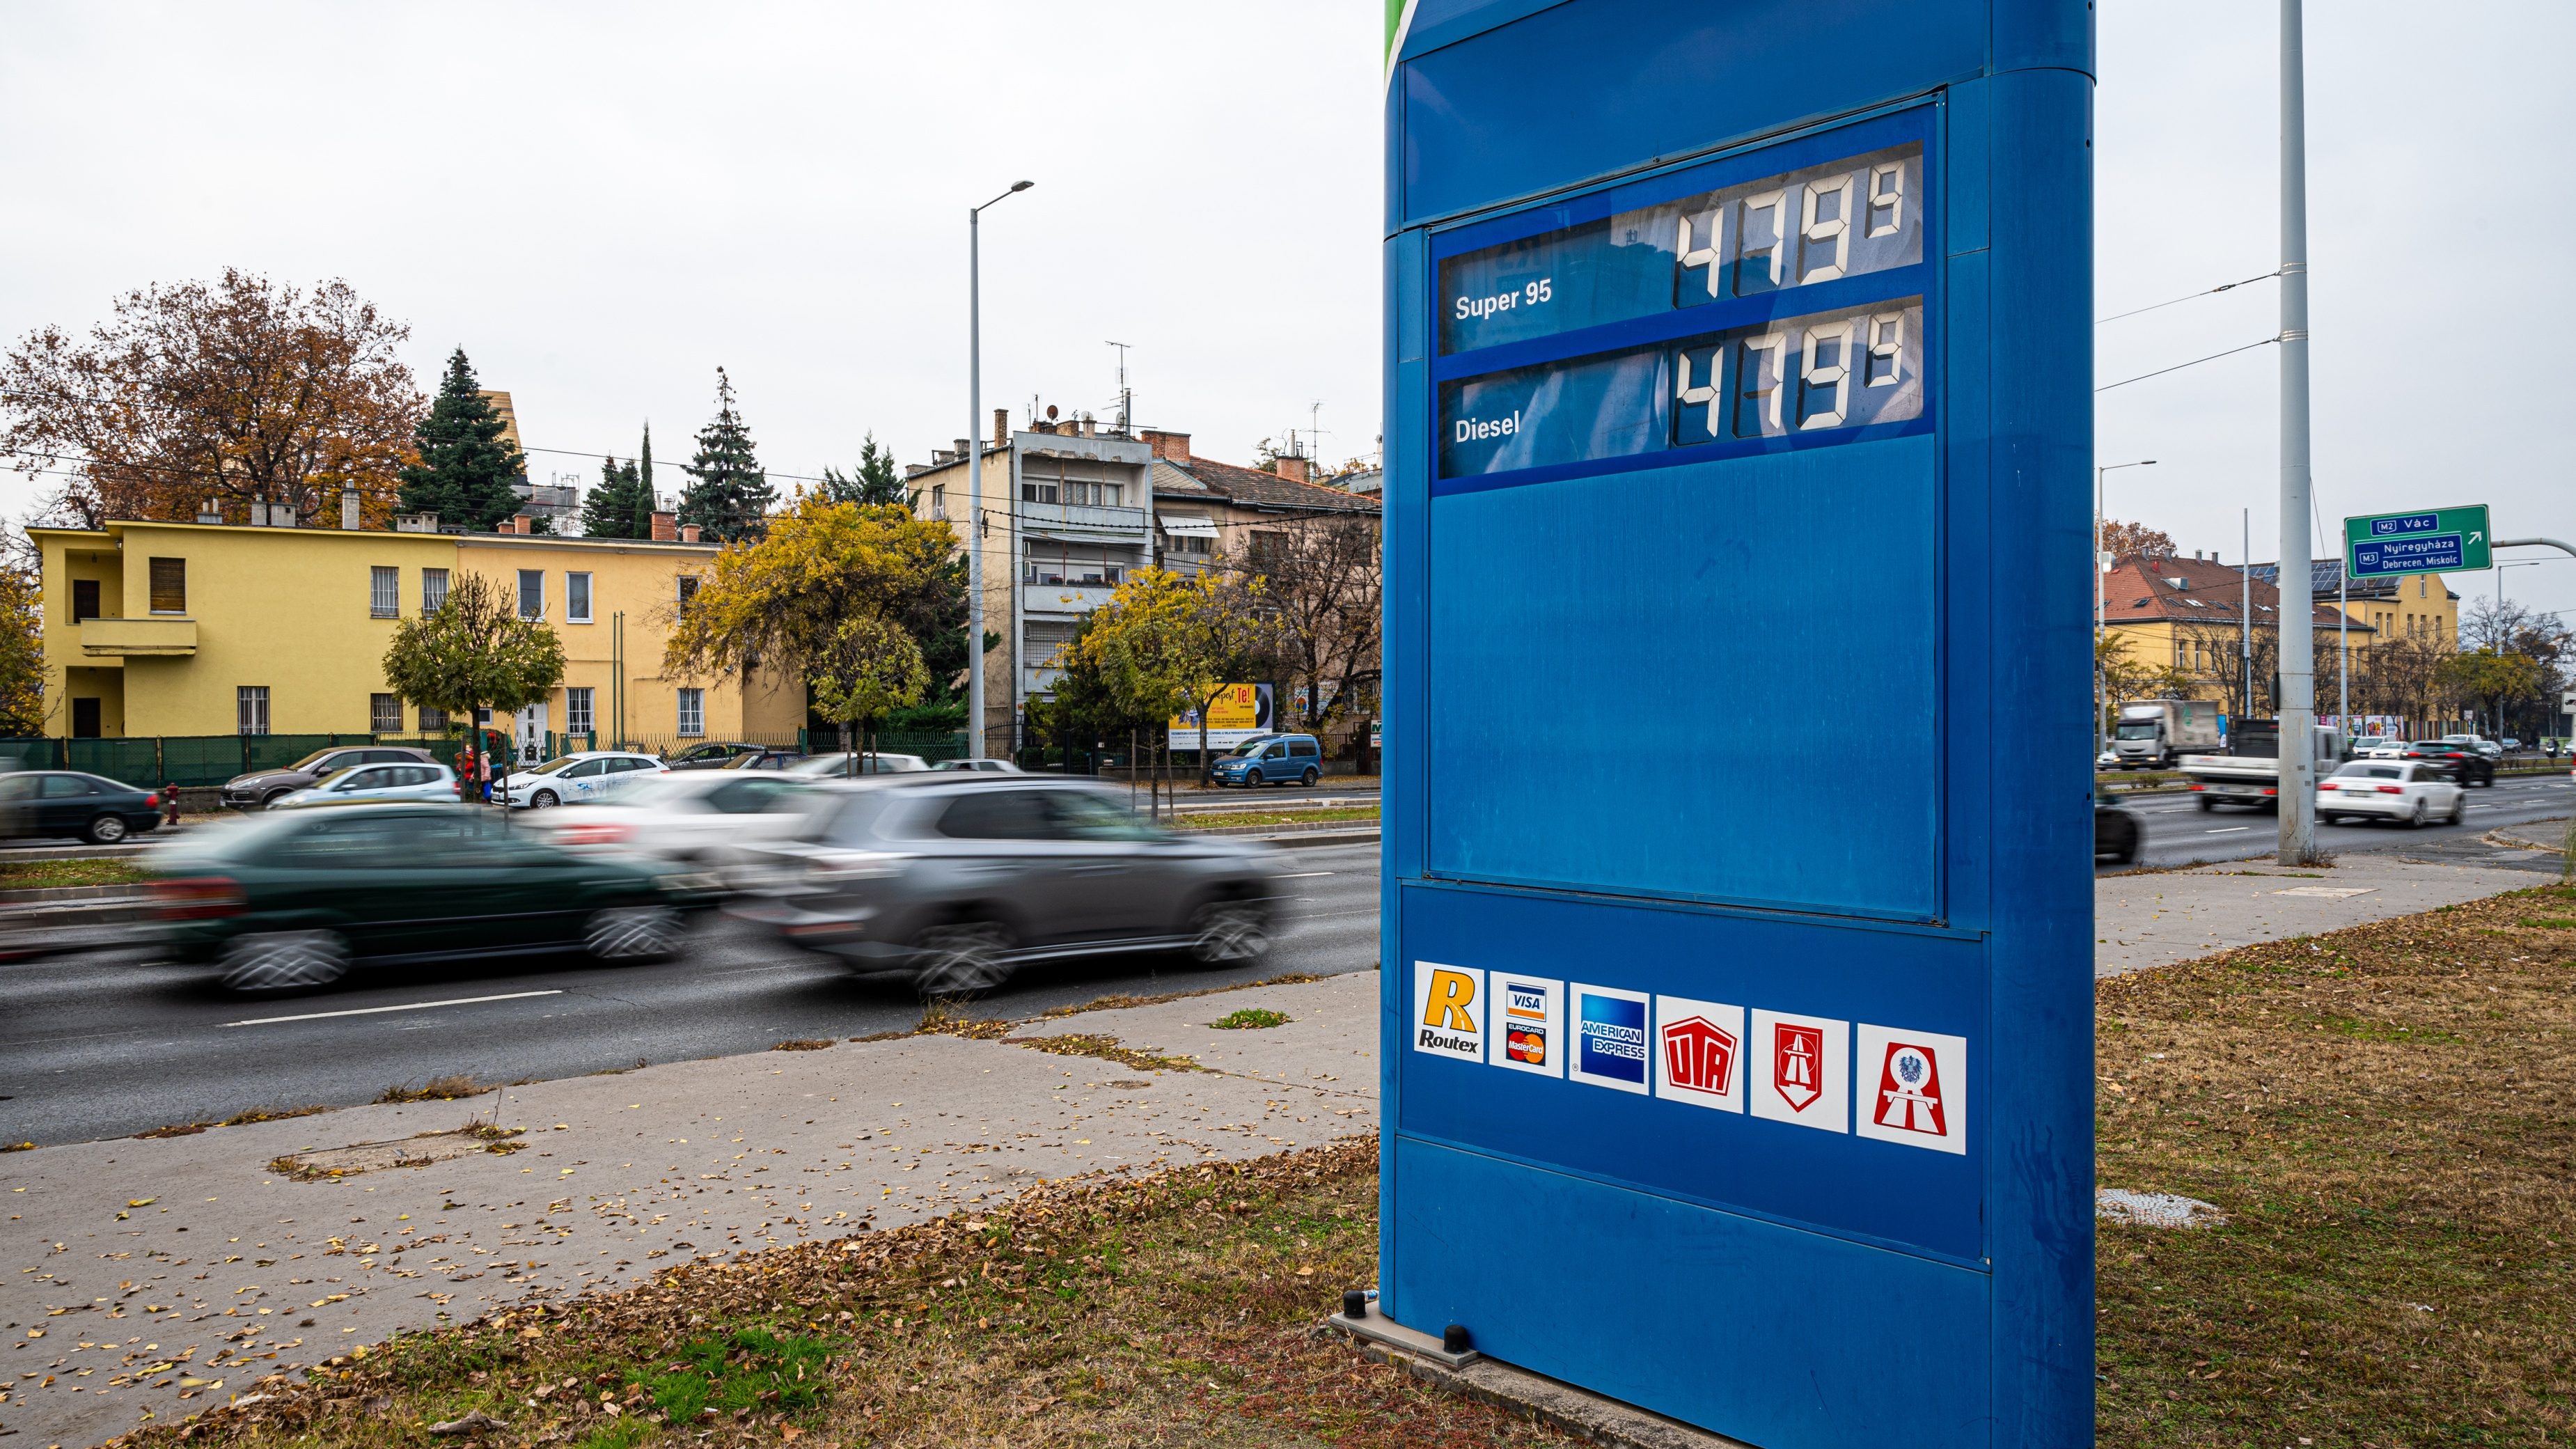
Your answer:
2095;882;2576;1446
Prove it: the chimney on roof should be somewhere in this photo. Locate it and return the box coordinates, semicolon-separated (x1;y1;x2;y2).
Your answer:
1139;429;1190;462
1273;455;1313;484
679;524;703;544
197;499;223;526
510;514;532;535
955;438;973;462
341;488;361;531
993;408;1009;447
651;510;678;542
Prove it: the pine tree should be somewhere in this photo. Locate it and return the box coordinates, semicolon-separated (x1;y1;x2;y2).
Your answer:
634;423;657;538
581;455;645;538
396;349;526;531
819;433;907;508
677;368;773;542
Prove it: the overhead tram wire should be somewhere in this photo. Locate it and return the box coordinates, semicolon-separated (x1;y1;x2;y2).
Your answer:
2096;269;2284;325
2095;334;2283;393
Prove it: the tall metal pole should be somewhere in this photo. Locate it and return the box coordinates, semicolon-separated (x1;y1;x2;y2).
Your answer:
967;203;986;759
2275;0;2318;862
963;180;1033;760
2241;508;2252;730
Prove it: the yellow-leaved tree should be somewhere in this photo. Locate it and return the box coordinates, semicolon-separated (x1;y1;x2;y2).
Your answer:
1072;567;1280;813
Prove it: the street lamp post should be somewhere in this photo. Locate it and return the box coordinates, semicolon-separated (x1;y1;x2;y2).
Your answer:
2094;459;2157;763
966;179;1035;760
2276;0;2318;865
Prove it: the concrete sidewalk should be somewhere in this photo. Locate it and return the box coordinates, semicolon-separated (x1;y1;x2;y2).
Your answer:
4;854;2561;1448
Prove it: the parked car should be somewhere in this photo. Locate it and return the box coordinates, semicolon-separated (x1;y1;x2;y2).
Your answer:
498;751;669;808
726;776;1291;994
2092;799;2140;865
1210;733;1324;788
0;771;168;845
790;751;930;778
2399;740;2494;788
718;747;806;771
2354;737;2405;759
220;745;439;810
665;742;771;771
272;760;460;809
535;771;818;863
2317;760;2464;827
148;802;717;992
929;758;1024;774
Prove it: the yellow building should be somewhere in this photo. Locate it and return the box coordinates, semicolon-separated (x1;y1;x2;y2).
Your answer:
27;516;804;754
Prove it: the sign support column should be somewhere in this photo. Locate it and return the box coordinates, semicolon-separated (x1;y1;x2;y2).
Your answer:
2276;0;2318;864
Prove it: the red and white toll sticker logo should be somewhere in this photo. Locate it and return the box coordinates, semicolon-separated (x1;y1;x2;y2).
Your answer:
1853;1024;1970;1154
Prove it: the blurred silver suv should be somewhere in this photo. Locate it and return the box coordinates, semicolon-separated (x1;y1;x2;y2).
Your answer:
725;777;1291;994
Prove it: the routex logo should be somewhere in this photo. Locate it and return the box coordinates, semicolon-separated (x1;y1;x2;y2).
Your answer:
1408;963;1484;1063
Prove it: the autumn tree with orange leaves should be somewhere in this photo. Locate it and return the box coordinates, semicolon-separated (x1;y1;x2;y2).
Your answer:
1;269;423;528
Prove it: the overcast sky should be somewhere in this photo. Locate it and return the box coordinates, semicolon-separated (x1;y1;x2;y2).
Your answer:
3;1;2569;624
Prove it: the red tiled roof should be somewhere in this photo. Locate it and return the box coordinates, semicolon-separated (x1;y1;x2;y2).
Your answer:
1155;454;1381;515
2101;555;2368;632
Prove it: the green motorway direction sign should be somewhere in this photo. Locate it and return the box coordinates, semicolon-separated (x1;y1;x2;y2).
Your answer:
2345;505;2491;579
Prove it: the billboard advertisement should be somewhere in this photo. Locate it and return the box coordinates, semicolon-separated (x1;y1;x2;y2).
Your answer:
1168;682;1274;751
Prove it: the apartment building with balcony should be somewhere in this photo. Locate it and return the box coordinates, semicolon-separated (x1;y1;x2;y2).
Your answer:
906;412;1156;749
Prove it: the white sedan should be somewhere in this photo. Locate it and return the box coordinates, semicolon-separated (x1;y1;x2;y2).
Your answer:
2316;761;2464;827
500;751;669;809
787;751;929;778
533;771;817;863
272;761;459;808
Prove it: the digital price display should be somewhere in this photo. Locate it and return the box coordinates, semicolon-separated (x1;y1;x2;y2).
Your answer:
1432;117;1934;489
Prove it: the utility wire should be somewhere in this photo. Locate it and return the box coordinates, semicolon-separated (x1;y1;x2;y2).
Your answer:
2096;335;2282;393
2096;269;2282;324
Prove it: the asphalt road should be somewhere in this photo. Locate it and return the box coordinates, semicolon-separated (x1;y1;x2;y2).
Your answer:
2104;772;2576;872
0;839;1383;1148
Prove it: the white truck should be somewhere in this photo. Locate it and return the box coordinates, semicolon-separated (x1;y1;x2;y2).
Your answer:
2111;698;2223;769
2182;720;2348;811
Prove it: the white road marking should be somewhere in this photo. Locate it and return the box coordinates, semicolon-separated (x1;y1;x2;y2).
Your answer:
1277;871;1337;878
223;989;564;1028
2204;827;2250;835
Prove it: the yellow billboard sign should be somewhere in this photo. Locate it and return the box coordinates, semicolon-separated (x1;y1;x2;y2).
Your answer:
1169;683;1275;749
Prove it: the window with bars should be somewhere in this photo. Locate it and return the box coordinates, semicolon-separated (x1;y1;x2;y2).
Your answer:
565;687;595;736
149;557;187;613
418;705;449;732
237;686;270;736
677;688;705;737
370;566;399;618
422;568;449;613
370;694;402;733
517;569;545;620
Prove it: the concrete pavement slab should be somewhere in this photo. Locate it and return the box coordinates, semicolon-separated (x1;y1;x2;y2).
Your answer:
2095;853;2550;978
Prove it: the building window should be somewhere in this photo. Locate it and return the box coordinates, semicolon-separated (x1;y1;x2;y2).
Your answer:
565;687;595;736
422;567;450;613
677;688;705;737
237;686;270;736
418;705;449;732
1021;457;1125;508
370;694;402;733
677;575;700;616
567;572;592;622
517;569;545;620
370;566;400;618
1021;542;1134;587
149;557;187;613
71;579;100;622
930;485;947;519
71;698;102;738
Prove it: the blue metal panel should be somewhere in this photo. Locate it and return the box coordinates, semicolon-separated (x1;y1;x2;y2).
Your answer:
1398;0;1987;226
1424;435;1939;918
1383;3;2092;1445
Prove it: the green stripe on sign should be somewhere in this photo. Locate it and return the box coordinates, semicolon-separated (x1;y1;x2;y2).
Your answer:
1386;0;1419;76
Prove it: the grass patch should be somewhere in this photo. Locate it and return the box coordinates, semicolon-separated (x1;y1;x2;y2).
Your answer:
769;1039;835;1052
2520;916;2576;930
135;1103;332;1138
1177;806;1379;831
1003;1032;1203;1074
374;1075;496;1104
136;1140;1562;1449
2094;882;2576;1445
1212;1008;1291;1031
0;856;151;889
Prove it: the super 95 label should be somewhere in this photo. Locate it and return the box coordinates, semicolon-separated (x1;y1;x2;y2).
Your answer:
1411;962;1486;1061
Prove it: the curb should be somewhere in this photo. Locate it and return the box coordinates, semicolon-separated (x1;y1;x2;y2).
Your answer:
1322;1318;1751;1448
0;883;150;907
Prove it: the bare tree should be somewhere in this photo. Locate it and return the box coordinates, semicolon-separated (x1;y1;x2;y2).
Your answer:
1230;513;1383;739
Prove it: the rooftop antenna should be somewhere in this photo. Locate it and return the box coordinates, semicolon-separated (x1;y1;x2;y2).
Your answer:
1106;342;1133;435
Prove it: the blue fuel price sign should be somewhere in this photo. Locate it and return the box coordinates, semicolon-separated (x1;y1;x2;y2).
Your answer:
1384;3;2096;1446
2345;505;2492;577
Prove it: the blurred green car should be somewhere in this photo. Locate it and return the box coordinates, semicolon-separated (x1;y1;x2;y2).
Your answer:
150;803;717;993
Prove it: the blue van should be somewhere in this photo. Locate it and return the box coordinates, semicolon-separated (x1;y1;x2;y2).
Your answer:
1210;733;1324;788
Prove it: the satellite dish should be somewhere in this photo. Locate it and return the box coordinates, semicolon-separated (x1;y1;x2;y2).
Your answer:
1045;405;1059;420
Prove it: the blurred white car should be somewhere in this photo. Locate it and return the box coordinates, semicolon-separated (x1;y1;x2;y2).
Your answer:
2316;760;2463;827
535;770;817;863
501;751;669;809
2355;737;2406;759
930;758;1023;774
787;751;929;778
272;761;460;809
